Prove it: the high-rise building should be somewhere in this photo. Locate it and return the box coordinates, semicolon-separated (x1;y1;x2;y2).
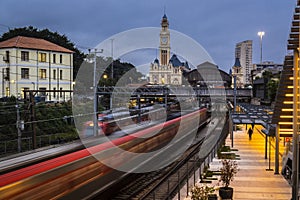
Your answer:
234;40;253;87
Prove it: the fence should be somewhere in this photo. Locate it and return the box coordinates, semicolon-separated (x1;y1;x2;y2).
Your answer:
144;114;230;199
0;133;77;156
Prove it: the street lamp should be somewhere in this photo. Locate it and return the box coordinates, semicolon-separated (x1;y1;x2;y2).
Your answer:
31;82;35;90
257;31;265;65
88;48;103;137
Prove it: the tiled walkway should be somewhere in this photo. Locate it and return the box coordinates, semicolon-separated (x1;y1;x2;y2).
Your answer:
208;126;292;200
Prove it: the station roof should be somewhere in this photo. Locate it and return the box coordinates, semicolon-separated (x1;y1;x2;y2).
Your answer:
231;103;274;136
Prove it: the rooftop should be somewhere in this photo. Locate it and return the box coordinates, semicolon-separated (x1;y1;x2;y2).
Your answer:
0;36;74;53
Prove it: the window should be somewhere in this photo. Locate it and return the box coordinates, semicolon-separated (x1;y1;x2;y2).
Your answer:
39;53;47;62
21;68;29;79
53;87;56;98
39;69;47;79
22;88;29;98
161;50;167;65
4;51;9;63
60;87;63;97
4;68;9;80
5;87;10;96
60;70;63;80
60;54;63;64
53;54;56;63
21;51;29;61
53;69;56;80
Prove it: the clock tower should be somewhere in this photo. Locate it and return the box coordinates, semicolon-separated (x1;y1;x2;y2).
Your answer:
149;14;189;85
160;14;170;66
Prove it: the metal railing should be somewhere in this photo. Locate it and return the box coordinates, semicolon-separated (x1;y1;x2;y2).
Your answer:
143;114;229;199
0;133;77;156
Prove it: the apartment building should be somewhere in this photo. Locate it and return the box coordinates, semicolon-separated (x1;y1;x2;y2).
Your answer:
0;36;73;101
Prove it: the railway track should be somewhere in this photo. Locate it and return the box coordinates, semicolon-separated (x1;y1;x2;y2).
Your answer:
0;108;213;200
95;136;206;200
95;115;226;200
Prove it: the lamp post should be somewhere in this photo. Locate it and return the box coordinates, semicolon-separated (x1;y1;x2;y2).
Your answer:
31;82;35;90
257;31;265;65
89;49;103;137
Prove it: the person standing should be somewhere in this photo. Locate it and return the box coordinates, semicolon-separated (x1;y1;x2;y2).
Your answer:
248;127;253;140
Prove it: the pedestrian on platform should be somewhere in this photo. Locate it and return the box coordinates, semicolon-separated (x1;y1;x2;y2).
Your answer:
248;127;253;140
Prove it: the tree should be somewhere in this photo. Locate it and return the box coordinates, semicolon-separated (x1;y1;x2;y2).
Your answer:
267;78;279;102
262;70;280;102
0;26;85;79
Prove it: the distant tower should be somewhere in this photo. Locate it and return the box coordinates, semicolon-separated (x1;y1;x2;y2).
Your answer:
235;40;253;87
160;14;170;66
149;14;188;85
231;57;243;88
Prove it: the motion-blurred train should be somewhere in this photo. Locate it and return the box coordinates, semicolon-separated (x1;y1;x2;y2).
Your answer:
82;102;181;137
0;107;210;199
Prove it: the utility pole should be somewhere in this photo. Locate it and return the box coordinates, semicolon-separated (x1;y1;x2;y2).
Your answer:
231;75;237;148
16;104;21;153
30;91;37;149
93;49;98;137
111;38;114;79
110;39;114;112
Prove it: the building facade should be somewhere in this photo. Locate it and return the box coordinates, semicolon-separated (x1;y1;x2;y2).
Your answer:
184;61;231;88
235;40;253;87
252;61;283;80
149;14;189;85
0;36;73;101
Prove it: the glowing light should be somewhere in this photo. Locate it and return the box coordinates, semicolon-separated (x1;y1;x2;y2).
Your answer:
257;31;265;37
279;132;293;135
289;77;300;80
279;129;293;131
282;109;293;111
280;115;293;118
279;122;293;125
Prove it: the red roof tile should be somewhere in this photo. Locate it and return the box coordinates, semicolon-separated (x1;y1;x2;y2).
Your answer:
0;36;74;53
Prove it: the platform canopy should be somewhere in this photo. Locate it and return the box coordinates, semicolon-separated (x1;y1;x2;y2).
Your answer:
231;103;274;136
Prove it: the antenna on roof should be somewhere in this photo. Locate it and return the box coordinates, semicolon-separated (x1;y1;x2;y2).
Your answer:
164;6;166;15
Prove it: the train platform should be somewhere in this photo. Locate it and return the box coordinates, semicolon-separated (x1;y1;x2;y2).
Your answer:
184;125;292;200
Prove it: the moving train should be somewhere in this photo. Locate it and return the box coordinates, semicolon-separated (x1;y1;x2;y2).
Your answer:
82;103;181;137
0;108;210;199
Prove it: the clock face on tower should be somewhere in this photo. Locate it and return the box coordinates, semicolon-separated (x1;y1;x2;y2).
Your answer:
161;36;168;44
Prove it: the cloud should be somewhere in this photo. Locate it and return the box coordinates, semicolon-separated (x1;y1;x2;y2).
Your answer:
0;0;295;73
